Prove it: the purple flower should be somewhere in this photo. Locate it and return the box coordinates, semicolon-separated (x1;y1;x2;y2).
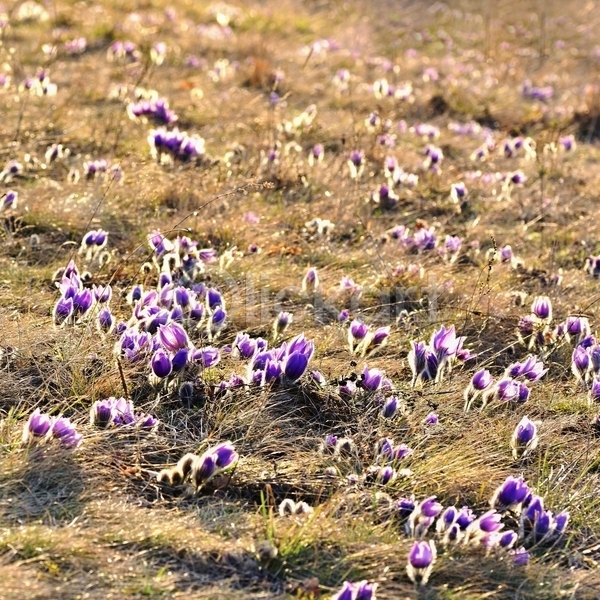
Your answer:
589;379;600;404
406;540;436;585
53;297;74;325
412;227;436;251
452;507;475;530
301;266;319;292
284;352;309;381
531;296;552;322
349;149;363;167
572;345;591;382
398;496;416;519
171;347;189;372
212;441;239;469
510;547;530;565
510;416;539;459
151;349;173;378
376;465;396;484
498;530;518;549
419;496;443;519
381;396;398;418
3;190;17;210
349;319;369;341
158;322;189;352
22;409;53;443
51;416;82;448
333;581;377;600
424;412;438;424
507;355;547;381
97;308;114;334
193;454;216;485
112;398;136;425
73;289;93;316
193;346;221;368
311;370;326;386
338;309;350;322
495;378;521;402
361;366;389;392
450;182;467;202
273;311;292;338
473;369;494;391
90;399;116;428
491;475;531;510
339;380;357;398
474;510;503;534
564;316;591;344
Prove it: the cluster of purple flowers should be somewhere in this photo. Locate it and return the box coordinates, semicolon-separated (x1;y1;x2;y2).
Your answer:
148;127;206;162
78;228;108;262
128;97;178;125
408;324;471;386
107;40;140;62
332;580;377;600
157;442;238;490
53;261;111;327
245;333;314;386
20;69;57;96
147;230;217;280
347;319;390;356
464;355;546;411
90;397;157;429
399;474;568;584
23;408;82;448
522;80;553;102
383;156;419;188
365;437;413;482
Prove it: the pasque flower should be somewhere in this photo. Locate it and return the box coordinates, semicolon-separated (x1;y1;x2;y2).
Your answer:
531;296;552;323
151;349;173;378
22;408;53;443
406;540;436;585
490;475;530;510
158;322;189;352
464;368;494;410
332;580;377;600
510;416;539;459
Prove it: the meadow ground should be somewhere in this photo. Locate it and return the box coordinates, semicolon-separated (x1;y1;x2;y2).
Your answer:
2;0;600;598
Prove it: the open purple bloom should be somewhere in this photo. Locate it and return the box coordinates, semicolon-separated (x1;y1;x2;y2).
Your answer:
474;510;503;534
51;416;82;448
90;399;116;428
495;378;521;402
22;409;53;443
193;346;220;368
361;366;389;391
